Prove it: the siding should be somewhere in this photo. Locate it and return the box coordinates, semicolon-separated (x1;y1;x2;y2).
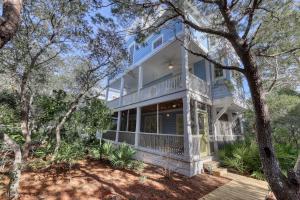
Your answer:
126;19;183;65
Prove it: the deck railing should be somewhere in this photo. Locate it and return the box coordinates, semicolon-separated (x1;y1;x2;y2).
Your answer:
140;74;182;101
118;131;136;145
102;131;184;156
107;73;212;109
138;133;184;156
107;74;183;108
189;73;210;97
107;98;120;108
121;91;139;107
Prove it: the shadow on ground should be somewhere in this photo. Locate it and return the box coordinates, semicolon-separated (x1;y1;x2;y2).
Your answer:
1;160;229;200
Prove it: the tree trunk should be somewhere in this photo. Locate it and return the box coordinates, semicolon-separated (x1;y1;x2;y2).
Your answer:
2;134;22;200
245;67;300;200
0;0;23;48
52;94;84;159
20;70;31;159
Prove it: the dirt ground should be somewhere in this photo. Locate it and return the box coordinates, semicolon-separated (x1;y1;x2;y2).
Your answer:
1;160;229;200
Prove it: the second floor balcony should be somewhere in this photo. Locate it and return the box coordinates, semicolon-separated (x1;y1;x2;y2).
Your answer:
107;72;210;108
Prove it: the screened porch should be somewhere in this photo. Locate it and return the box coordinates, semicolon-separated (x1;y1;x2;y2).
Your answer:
103;99;185;156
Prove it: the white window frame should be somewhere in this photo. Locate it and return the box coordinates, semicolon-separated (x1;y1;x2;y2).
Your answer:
152;35;163;51
212;65;226;81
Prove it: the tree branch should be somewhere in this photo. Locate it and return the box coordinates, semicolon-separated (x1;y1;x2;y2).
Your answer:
0;0;23;48
256;47;300;58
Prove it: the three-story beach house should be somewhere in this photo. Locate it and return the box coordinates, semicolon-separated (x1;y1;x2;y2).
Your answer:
103;12;246;176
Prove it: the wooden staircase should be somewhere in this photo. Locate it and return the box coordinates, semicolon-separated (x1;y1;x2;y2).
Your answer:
203;161;228;177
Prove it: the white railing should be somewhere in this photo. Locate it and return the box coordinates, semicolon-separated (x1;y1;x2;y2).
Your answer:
118;131;136;145
107;74;183;108
122;91;138;106
107;98;119;108
189;73;210;97
140;74;182;101
138;133;184;156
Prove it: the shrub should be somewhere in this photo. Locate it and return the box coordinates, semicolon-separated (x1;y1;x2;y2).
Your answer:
101;141;114;159
218;137;296;180
109;143;141;170
54;141;86;164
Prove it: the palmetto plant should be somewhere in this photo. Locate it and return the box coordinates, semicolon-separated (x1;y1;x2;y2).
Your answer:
109;143;136;169
101;141;114;159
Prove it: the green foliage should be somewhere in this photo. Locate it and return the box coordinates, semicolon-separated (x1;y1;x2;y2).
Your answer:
245;89;300;150
35;90;69;126
101;141;114;158
218;137;297;180
53;141;86;164
109;143;136;169
67;98;113;136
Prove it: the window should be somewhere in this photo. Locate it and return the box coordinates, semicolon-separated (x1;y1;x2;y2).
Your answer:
128;43;135;64
214;66;224;80
152;36;163;50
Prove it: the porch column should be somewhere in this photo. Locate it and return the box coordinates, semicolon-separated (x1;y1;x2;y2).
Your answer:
194;100;200;135
119;77;124;106
156;104;159;133
105;78;109;102
137;66;143;96
135;107;141;147
212;107;219;153
181;25;190;90
228;112;234;140
116;111;121;142
183;95;193;161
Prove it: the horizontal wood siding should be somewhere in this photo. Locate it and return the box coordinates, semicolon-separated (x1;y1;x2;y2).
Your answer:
126;19;183;65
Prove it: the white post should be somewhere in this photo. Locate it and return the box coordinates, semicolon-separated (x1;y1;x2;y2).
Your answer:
126;109;130;131
181;27;190;90
120;77;124;106
105;78;110;102
194;100;199;135
212;107;219;153
138;66;143;95
183;95;193;161
156;104;159;134
135;107;141;147
181;26;193;161
116;111;121;142
228;112;234;140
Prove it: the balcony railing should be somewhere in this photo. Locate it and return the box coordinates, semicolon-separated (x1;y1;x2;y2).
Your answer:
107;74;183;108
189;73;210;97
140;74;182;101
107;73;211;108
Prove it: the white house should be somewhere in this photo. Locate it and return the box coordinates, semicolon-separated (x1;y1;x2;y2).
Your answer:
103;13;246;176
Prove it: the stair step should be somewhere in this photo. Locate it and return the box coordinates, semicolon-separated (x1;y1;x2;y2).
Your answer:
212;168;228;177
203;161;220;171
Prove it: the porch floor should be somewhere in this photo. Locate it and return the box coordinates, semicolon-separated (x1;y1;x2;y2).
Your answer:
201;172;270;200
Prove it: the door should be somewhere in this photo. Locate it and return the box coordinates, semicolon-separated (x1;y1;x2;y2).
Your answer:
198;112;209;157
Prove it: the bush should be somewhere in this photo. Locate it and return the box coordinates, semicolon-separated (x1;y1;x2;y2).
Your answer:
101;141;114;159
109;143;136;169
54;141;86;164
218;138;297;180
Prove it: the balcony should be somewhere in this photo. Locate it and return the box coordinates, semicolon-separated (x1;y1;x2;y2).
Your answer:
107;73;210;108
107;73;183;108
